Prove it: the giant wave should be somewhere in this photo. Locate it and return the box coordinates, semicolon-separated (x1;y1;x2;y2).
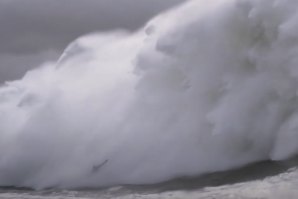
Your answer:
1;0;298;189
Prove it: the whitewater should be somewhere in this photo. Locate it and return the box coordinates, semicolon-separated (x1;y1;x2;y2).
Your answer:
1;0;298;194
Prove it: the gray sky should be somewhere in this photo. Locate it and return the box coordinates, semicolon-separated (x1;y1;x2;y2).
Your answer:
0;0;184;82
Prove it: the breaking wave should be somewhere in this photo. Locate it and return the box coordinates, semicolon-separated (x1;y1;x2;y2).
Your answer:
1;0;298;189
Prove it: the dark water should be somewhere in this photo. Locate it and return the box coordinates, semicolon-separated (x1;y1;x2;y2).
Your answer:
1;157;298;199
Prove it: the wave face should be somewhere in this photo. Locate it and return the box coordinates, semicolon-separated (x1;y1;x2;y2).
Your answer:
1;0;298;189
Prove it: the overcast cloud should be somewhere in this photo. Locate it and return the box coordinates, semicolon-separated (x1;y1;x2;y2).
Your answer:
0;0;184;82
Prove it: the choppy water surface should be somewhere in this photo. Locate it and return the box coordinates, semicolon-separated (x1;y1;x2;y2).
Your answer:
1;160;298;199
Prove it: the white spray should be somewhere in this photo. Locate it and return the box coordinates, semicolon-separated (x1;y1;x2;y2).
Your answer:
1;0;298;189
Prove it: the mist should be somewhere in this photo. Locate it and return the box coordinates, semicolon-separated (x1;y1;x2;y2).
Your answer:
0;0;183;82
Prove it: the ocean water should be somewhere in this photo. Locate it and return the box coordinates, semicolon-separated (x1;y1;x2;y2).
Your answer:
1;160;298;198
1;0;298;197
